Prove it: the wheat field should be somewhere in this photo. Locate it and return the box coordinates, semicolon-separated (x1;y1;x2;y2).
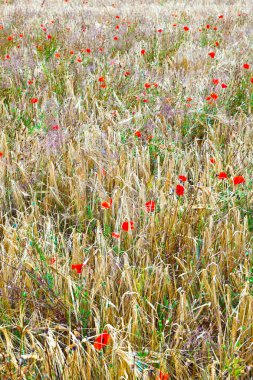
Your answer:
0;0;252;379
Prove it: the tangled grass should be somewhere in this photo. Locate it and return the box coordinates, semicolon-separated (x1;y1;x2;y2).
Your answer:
0;0;252;379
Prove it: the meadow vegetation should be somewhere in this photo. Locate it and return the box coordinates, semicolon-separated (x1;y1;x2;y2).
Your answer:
0;0;252;379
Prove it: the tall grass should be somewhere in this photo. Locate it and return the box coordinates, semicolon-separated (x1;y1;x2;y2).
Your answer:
0;0;252;379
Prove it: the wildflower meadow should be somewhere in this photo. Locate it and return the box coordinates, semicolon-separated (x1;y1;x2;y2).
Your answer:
0;0;252;379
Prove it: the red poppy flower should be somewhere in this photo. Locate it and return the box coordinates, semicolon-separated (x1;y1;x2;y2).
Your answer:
250;78;253;83
157;29;163;33
124;71;130;76
115;15;120;19
86;48;91;53
179;175;187;182
70;50;74;55
5;55;10;59
176;184;184;196
213;27;217;31
172;24;177;27
206;96;211;101
212;78;219;85
100;84;107;88
77;57;82;62
27;80;33;85
145;200;155;212
210;157;216;164
233;176;245;185
50;258;56;264
153;83;159;88
215;41;219;46
186;97;192;102
101;198;112;209
102;199;111;208
210;93;218;100
0;152;3;158
206;24;210;29
55;52;60;58
71;263;85;274
52;124;59;130
30;98;38;104
144;83;151;89
208;52;215;58
115;25;120;29
112;232;120;238
143;99;148;103
183;26;189;31
156;370;170;380
141;49;146;55
218;172;228;179
121;221;134;231
94;331;110;350
221;83;227;88
218;15;224;19
99;76;105;82
113;36;118;40
134;131;141;138
243;63;250;69
47;35;52;39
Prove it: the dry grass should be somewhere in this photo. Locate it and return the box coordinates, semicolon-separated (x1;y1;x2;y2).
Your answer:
0;0;252;379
